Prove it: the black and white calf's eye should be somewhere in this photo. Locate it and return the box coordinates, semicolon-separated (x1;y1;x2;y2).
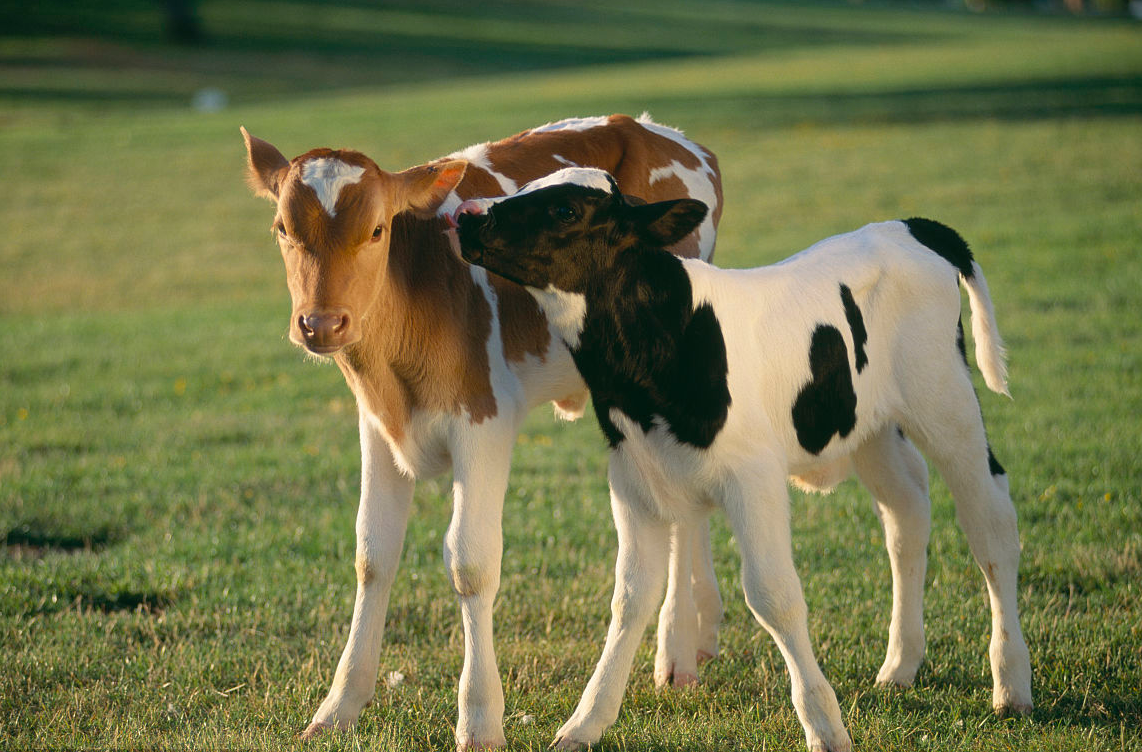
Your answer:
551;205;578;223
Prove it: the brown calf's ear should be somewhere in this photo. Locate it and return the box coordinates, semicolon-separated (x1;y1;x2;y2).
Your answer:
241;126;289;200
397;159;468;218
631;198;708;247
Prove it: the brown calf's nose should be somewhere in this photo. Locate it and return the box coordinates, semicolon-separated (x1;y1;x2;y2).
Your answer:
298;309;353;353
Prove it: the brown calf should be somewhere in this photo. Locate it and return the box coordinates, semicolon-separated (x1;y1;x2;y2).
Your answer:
243;114;723;749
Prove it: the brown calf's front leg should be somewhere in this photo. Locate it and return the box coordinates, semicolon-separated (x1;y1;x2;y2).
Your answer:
304;413;415;738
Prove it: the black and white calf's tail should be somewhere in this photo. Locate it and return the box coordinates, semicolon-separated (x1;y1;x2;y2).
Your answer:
961;263;1009;398
903;217;1009;398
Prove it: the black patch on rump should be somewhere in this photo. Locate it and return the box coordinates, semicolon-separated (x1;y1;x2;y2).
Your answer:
792;325;858;455
839;283;868;373
903;217;975;279
575;251;731;450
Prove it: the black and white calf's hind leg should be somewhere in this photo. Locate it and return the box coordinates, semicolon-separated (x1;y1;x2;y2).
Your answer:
853;426;932;689
721;460;852;752
654;516;723;688
900;368;1033;715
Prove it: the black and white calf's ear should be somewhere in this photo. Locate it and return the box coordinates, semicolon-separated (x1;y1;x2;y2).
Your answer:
628;198;708;247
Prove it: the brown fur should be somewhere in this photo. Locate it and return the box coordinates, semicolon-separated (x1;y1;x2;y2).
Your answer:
244;115;722;444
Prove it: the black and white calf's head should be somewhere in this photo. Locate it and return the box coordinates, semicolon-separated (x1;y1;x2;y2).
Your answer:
455;167;708;301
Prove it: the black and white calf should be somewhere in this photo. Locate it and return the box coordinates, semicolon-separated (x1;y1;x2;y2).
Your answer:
454;168;1033;752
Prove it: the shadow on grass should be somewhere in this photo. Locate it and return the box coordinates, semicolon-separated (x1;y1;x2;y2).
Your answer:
4;522;120;554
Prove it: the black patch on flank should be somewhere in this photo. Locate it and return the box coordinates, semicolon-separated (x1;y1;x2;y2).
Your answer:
792;325;858;455
987;444;1006;476
903;217;975;279
839;283;868;373
956;318;968;366
575;250;731;450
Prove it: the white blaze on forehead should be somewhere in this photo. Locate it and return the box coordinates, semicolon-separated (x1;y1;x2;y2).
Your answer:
527;284;587;349
300;157;365;217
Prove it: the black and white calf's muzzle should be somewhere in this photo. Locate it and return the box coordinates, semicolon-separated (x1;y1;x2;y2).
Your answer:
453;202;496;265
454;204;545;290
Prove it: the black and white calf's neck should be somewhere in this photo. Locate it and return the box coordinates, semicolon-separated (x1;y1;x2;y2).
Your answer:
456;167;1032;752
455;168;730;449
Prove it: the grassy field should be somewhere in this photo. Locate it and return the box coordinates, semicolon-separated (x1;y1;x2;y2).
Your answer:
2;1;1141;750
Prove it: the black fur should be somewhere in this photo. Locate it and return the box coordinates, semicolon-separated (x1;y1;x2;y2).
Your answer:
455;179;727;449
987;445;1006;477
576;250;731;449
839;283;868;374
903;217;975;279
956;318;968;366
791;325;858;455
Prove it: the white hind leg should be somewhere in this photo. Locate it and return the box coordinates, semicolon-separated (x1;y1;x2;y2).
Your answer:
654;515;722;688
655;522;700;687
691;514;723;664
853;426;932;688
902;371;1033;714
721;461;851;752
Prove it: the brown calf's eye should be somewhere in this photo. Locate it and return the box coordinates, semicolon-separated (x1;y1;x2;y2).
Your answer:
372;226;384;240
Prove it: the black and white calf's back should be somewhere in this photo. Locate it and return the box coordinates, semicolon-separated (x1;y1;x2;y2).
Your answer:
455;169;1033;752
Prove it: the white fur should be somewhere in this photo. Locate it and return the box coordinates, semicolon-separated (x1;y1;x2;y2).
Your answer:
456;167;619;224
529;116;611;134
546;221;1032;751
300;157;365;217
649;160;718;261
516;167;617;196
636;114;719;262
527;284;587;348
448;141;519;195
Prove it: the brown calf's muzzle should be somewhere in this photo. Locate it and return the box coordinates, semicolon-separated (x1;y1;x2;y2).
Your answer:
295;307;358;355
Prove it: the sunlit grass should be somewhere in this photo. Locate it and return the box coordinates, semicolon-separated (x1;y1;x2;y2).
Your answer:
1;2;1140;750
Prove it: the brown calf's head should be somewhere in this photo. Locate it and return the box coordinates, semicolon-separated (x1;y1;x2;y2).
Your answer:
242;127;467;355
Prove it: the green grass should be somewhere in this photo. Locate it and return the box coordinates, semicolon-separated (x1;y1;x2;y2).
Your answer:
2;1;1141;750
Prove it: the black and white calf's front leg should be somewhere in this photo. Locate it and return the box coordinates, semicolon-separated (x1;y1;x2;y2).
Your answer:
554;461;672;750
